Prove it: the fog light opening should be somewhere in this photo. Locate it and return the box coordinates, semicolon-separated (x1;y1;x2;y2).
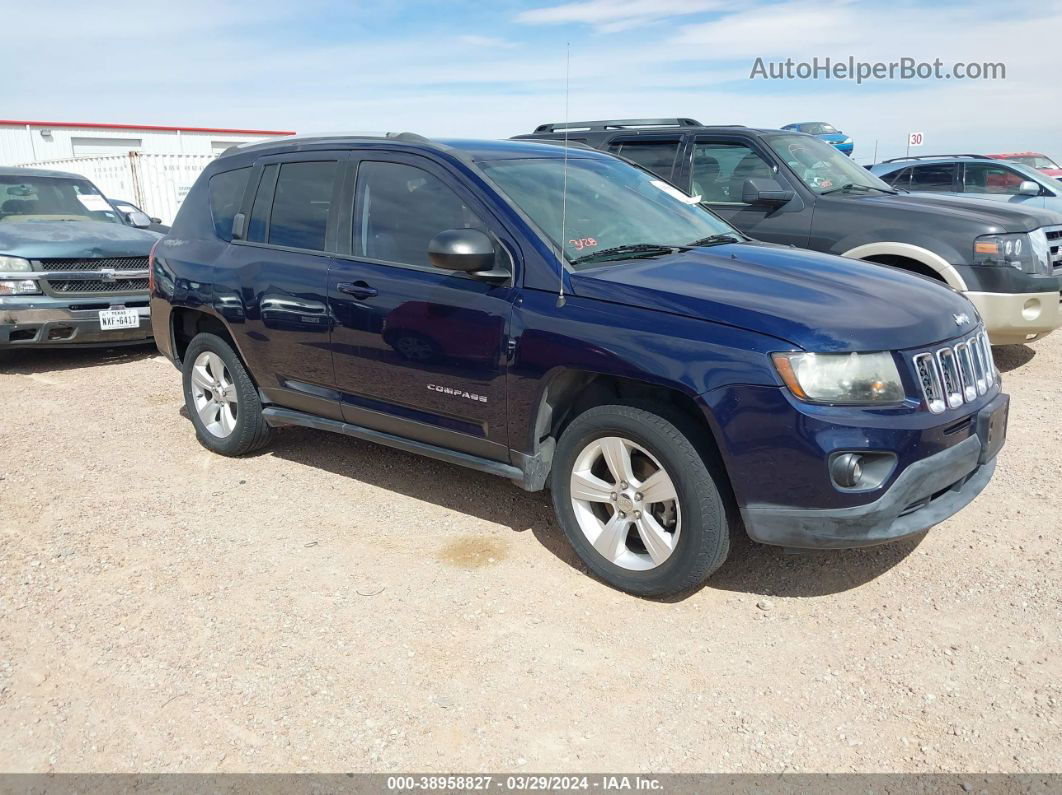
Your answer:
829;451;897;492
1021;298;1041;321
831;453;863;488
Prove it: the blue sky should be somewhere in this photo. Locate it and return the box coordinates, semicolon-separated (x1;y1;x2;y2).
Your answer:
5;0;1060;162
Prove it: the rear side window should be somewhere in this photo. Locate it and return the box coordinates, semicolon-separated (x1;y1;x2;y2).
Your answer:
910;164;959;192
606;140;681;180
208;167;249;240
266;161;337;251
882;167;912;189
246;164;278;243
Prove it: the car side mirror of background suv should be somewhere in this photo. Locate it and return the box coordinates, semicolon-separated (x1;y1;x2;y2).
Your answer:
1018;181;1041;197
126;210;153;228
741;177;794;206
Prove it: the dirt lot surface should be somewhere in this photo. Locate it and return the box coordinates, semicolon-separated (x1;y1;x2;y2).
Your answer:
0;337;1059;774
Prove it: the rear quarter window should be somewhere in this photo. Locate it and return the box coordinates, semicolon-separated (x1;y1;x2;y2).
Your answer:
208;167;250;241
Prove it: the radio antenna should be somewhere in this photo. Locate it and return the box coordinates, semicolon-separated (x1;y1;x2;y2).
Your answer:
557;42;570;308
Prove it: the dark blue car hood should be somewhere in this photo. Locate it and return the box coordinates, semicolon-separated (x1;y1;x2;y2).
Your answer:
569;242;976;352
0;220;160;260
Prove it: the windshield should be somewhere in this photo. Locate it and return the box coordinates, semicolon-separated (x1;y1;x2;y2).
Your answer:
0;175;122;224
805;123;838;135
479;156;741;268
766;134;892;194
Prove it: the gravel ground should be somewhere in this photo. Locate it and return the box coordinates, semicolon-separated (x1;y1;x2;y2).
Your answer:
0;336;1059;773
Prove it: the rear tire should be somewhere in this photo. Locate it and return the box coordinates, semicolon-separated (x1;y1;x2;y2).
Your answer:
182;333;271;456
552;404;730;597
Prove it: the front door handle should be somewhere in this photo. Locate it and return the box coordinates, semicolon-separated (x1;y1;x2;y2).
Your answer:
337;281;378;299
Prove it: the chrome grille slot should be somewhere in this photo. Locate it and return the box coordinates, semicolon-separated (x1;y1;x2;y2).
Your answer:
912;327;996;413
914;353;946;414
955;342;977;403
935;348;963;409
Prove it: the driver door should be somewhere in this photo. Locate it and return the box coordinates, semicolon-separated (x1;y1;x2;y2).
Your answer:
327;152;517;461
689;136;810;246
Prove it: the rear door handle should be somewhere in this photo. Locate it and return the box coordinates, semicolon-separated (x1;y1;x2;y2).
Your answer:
337;281;378;299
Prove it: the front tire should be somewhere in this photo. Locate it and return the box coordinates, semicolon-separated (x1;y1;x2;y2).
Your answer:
182;333;271;456
552;404;730;597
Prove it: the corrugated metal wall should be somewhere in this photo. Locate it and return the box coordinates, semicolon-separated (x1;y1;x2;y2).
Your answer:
18;152;216;224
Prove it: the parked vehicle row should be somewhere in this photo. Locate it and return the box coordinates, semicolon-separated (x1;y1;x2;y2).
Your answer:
518;119;1062;346
143;132;1010;597
3;119;1052;597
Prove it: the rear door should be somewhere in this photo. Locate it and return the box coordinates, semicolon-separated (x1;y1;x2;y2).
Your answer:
327;151;518;461
688;135;811;246
226;153;345;420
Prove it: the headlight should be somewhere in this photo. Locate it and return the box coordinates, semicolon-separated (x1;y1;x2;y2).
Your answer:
772;351;905;404
0;255;32;273
973;231;1050;274
0;279;41;295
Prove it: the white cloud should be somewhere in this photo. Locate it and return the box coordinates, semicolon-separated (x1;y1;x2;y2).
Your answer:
516;0;731;32
458;34;520;49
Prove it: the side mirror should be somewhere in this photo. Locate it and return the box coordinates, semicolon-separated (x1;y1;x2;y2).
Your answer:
741;177;794;206
150;217;162;225
126;210;152;228
1018;180;1041;196
428;229;507;279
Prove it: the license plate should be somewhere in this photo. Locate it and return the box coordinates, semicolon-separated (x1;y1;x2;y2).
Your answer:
977;394;1009;464
99;308;140;330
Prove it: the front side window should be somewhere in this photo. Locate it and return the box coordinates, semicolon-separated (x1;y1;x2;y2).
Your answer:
0;175;122;225
766;133;892;194
910;164;959;192
480;155;740;268
606;140;681;180
964;163;1028;195
882;167;912;189
355;161;486;268
208;167;249;240
266;161;337;251
692;142;776;204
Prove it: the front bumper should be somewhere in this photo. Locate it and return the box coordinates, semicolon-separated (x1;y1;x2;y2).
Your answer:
965;290;1060;345
741;432;996;549
0;296;152;348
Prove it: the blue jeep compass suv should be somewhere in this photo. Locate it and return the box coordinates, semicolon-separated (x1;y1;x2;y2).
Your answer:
150;134;1007;596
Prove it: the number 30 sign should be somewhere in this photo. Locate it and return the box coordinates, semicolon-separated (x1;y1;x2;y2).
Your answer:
908;131;925;147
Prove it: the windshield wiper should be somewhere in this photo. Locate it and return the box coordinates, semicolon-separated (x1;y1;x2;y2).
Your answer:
687;233;744;247
821;183;897;196
569;243;681;266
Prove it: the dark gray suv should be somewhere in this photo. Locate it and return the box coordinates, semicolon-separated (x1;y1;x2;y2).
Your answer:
516;119;1062;346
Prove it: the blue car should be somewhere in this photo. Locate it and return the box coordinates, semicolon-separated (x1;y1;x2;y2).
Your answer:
151;134;1005;596
782;122;854;156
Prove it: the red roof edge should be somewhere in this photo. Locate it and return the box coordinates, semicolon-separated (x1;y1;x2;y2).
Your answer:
0;119;295;136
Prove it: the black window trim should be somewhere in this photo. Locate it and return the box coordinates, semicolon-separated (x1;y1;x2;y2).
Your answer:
334;151;516;285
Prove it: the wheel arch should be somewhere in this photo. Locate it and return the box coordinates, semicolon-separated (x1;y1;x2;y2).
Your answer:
843;242;968;291
521;368;734;501
170;307;249;375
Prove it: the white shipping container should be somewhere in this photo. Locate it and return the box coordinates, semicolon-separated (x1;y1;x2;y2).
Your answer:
16;152;217;225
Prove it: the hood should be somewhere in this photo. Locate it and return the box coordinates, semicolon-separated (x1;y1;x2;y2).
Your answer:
569;242;977;352
0;220;160;260
844;191;1062;231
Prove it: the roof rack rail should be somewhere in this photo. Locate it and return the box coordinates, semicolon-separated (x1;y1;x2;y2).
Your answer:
881;153;991;163
532;118;704;134
225;131;433;156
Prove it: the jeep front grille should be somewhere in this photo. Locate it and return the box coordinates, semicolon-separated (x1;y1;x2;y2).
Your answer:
1047;227;1062;273
913;330;995;414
